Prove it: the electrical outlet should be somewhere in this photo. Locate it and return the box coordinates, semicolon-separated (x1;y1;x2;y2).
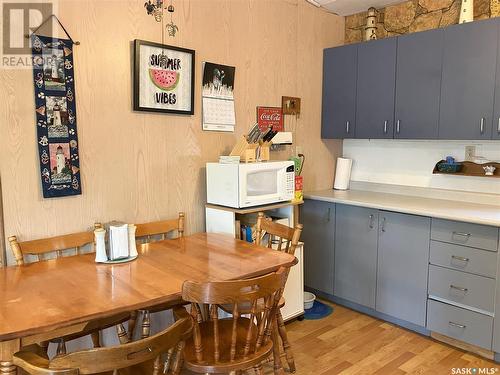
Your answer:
295;146;303;156
465;145;476;161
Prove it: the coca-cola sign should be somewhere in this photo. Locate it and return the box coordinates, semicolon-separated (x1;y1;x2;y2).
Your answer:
257;106;283;132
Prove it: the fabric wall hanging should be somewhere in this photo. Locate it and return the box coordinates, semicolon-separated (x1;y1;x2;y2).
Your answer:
32;35;82;198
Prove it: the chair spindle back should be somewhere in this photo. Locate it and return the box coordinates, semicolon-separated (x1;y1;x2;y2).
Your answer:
13;306;192;375
135;212;185;243
255;212;303;256
181;267;287;370
8;223;102;265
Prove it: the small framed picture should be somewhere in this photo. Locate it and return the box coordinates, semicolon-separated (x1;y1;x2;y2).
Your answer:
133;39;195;115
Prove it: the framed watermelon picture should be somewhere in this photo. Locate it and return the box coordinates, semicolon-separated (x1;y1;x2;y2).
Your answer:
133;40;195;115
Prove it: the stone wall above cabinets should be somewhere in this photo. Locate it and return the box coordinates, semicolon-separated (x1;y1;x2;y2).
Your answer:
345;0;496;44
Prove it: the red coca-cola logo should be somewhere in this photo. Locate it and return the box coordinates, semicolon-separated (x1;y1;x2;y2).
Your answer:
257;106;283;132
260;112;281;121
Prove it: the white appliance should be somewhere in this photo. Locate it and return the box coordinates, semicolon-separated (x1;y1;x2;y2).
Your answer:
206;161;295;208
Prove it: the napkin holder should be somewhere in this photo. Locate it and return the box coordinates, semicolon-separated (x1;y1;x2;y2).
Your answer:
94;222;138;263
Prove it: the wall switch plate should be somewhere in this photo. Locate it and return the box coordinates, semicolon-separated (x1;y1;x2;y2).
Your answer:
295;146;303;156
465;145;476;161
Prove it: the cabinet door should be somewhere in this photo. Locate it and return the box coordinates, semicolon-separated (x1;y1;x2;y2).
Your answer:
321;45;357;139
492;18;500;140
301;200;335;295
376;211;431;326
355;38;397;139
334;204;378;308
493;242;500;352
394;29;443;139
439;19;498;140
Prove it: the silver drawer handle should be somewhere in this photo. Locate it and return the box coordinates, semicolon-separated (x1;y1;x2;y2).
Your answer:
396;120;400;134
480;117;485;134
449;321;466;329
346;121;350;134
452;231;471;238
450;284;468;293
451;255;470;262
369;214;375;229
383;121;388;134
381;217;386;232
498;117;500;133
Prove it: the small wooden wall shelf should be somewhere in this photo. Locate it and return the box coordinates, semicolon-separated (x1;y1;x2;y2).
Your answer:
433;160;500;178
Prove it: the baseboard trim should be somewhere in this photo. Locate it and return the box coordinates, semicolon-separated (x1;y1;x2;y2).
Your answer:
431;332;495;361
304;287;430;336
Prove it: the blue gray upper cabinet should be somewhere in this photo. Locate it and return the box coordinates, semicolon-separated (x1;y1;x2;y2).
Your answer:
321;45;357;139
493;18;500;140
355;38;397;139
394;29;444;139
439;19;498;140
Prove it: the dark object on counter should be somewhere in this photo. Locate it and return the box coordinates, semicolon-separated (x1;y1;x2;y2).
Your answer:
436;162;463;173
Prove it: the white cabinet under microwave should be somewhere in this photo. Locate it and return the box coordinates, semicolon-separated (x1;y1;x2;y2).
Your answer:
206;161;295;208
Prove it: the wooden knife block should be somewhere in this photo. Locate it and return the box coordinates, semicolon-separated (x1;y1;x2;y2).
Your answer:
230;136;259;163
259;141;272;161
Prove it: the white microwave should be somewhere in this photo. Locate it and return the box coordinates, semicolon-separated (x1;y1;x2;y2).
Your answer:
206;161;295;208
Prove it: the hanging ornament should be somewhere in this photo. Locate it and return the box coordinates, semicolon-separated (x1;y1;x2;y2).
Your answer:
144;0;164;22
166;0;179;37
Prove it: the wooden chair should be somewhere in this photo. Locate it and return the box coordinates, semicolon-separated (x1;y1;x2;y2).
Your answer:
118;212;185;342
181;267;288;375
135;212;185;243
254;212;303;373
8;226;130;354
12;306;193;375
9;224;102;265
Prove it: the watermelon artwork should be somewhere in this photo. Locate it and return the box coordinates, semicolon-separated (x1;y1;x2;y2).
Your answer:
149;69;179;91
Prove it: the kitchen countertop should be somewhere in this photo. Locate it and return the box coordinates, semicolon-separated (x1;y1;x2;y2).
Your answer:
304;188;500;227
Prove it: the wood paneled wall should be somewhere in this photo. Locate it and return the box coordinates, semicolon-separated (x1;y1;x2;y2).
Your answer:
0;178;4;266
0;0;343;265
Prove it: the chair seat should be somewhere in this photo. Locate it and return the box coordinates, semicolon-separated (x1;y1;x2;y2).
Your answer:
183;317;273;373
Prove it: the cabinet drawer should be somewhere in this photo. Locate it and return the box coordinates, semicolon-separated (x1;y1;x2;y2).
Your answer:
429;241;498;278
431;219;498;252
427;300;493;350
428;265;495;314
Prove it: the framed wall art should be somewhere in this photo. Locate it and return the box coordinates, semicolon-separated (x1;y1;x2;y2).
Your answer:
32;34;82;198
133;39;195;115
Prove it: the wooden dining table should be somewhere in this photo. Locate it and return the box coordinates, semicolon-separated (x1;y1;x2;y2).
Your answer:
0;232;297;374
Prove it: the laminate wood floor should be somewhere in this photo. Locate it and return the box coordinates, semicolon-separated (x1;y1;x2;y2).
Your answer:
137;300;498;375
261;301;499;375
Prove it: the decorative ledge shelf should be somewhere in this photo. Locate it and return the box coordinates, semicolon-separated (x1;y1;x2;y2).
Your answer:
433;160;500;178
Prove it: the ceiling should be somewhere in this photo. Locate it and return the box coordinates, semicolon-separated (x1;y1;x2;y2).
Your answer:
311;0;407;16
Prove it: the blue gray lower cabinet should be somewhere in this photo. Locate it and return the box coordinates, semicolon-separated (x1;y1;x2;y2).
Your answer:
376;211;431;326
302;199;500;359
301;200;335;295
334;204;379;309
494;244;500;353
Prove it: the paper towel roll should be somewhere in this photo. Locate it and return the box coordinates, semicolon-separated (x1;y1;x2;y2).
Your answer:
334;157;353;190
